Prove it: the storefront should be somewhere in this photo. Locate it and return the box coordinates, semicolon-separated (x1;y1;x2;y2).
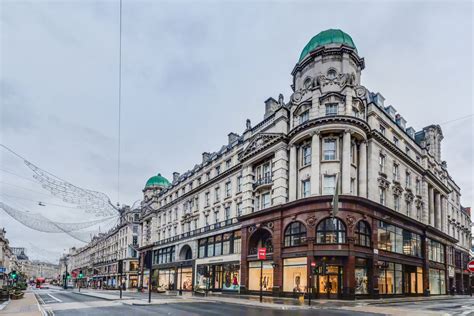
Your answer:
248;261;273;292
196;261;240;292
429;268;446;295
282;257;307;293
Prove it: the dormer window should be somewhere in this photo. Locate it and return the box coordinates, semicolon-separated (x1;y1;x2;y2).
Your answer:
325;103;338;116
299;110;309;124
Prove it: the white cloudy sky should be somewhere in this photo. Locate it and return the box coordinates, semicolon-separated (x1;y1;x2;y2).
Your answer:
1;0;472;262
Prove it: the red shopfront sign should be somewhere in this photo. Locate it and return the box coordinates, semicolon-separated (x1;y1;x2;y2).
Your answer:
258;248;266;260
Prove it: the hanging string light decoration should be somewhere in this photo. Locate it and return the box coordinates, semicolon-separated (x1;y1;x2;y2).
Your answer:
24;160;118;217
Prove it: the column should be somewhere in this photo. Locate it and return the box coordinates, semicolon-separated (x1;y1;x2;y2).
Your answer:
310;131;320;196
241;165;254;215
358;140;367;198
342;130;351;194
435;192;441;230
429;186;435;226
289;145;297;201
421;179;429;224
441;195;447;233
272;146;289;205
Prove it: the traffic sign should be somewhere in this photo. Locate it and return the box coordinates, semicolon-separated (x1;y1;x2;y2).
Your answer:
310;262;316;267
258;248;266;260
0;267;6;273
467;260;474;272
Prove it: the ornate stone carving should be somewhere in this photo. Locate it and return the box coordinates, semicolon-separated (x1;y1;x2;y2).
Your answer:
346;215;356;231
264;221;274;231
355;85;368;98
392;183;404;196
404;191;414;203
315;71;355;88
414;198;424;209
306;215;317;227
378;177;390;189
248;225;256;234
241;133;284;159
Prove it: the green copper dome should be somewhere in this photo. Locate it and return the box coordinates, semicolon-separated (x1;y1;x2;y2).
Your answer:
299;29;357;62
145;173;170;188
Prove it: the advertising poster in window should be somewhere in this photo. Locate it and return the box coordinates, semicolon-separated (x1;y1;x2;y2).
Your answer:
355;268;368;294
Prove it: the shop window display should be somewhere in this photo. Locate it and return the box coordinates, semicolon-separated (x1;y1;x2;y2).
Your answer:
158;268;176;290
355;258;368;295
248;261;273;291
429;268;446;295
177;267;193;291
283;257;307;293
378;261;402;294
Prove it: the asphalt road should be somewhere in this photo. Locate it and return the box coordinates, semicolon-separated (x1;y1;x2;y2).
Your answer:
31;287;380;316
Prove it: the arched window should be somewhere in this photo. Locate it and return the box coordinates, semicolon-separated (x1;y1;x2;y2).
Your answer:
355;221;371;247
316;217;346;244
284;222;307;247
248;229;273;255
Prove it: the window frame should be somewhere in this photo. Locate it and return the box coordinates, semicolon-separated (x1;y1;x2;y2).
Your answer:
284;222;307;247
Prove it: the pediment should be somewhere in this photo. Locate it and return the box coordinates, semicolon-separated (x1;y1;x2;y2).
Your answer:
240;133;285;161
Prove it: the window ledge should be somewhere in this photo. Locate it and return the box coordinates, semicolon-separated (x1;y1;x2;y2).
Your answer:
321;159;340;163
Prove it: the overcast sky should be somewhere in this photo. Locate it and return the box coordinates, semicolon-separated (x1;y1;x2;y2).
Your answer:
1;0;472;262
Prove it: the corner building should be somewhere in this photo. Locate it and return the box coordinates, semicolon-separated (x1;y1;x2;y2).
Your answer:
139;29;472;299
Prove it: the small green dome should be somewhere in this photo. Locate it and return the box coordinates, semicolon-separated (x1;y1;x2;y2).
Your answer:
145;173;170;188
299;29;357;62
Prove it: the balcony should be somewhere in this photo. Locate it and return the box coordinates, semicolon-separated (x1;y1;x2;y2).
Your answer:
253;176;273;190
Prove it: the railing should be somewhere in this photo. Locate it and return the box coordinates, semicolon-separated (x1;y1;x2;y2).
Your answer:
253;176;273;189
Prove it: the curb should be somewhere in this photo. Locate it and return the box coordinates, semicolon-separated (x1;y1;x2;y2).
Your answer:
366;296;470;306
72;291;132;301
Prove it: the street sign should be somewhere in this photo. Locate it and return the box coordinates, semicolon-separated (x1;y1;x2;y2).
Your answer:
258;248;266;260
0;267;6;273
467;260;474;272
310;262;316;267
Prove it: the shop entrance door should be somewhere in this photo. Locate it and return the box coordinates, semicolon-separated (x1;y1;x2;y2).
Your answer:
317;266;341;299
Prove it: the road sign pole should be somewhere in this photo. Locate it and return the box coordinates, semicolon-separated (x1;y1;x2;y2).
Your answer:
259;260;263;303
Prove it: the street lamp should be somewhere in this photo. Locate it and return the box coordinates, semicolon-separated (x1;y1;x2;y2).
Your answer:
179;262;183;296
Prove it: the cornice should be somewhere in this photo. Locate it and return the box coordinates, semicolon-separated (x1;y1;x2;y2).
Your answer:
288;115;370;139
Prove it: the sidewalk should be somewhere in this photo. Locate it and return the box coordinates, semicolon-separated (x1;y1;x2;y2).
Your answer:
0;293;43;316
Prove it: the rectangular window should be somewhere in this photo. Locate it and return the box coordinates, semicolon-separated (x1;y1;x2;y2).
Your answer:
302;179;310;198
323;175;336;195
405;147;410;156
225;207;231;220
416;179;421;195
393;163;399;181
205;192;210;206
215;166;221;175
225;181;232;197
214;211;219;223
302;145;311;165
325;103;338;116
393;136;399;146
299;111;309;124
226;159;232;169
261;192;271;209
350;178;355;195
215;187;220;202
206;172;211;181
237;176;242;192
237;203;242;217
405;172;411;188
379;125;386;135
394;195;400;212
379;188;386;205
323;139;336;160
379;154;386;173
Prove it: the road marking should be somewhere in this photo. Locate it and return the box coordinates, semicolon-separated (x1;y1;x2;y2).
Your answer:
47;293;62;303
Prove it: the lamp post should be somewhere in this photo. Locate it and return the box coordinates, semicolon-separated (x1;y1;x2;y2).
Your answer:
61;255;69;290
179;262;183;296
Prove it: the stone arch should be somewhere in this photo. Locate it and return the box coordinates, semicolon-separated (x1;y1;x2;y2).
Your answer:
179;244;193;260
248;228;273;255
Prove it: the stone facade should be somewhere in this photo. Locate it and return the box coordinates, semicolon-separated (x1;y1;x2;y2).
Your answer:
64;206;141;289
136;29;471;299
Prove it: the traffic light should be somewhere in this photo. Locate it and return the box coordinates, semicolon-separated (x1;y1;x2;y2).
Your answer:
67;273;71;279
321;262;327;275
10;271;17;280
79;270;83;279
